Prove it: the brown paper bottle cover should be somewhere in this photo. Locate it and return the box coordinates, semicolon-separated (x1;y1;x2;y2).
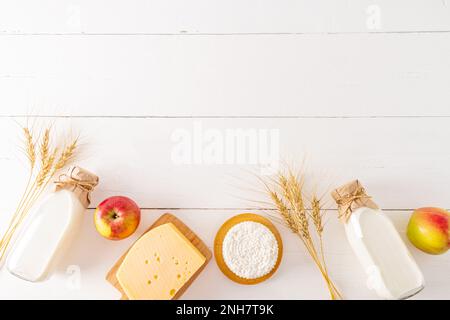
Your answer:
54;166;99;208
331;180;379;223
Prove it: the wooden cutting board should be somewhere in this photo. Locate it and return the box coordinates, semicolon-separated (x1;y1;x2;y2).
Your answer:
106;213;212;300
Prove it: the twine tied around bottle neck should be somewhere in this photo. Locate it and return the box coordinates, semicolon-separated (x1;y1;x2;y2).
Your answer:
331;180;378;223
54;166;99;208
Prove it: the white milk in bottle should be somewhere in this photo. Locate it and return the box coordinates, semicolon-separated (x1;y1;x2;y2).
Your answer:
331;180;424;299
7;166;98;282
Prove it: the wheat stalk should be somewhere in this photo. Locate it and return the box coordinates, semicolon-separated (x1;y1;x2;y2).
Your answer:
311;196;323;234
23;127;36;169
0;128;38;257
54;139;77;171
264;169;342;300
36;149;56;187
39;128;50;167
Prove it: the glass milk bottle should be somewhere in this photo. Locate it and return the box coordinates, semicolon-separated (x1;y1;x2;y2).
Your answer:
331;180;424;299
7;166;98;282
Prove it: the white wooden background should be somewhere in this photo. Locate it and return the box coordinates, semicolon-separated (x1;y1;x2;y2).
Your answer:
0;1;449;300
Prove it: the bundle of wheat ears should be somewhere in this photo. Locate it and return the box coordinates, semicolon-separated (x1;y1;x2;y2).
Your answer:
0;125;78;264
263;170;342;300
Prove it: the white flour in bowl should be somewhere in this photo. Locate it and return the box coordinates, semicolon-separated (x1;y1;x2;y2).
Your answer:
222;221;278;279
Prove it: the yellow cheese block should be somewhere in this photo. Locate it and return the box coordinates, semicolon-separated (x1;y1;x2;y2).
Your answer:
116;222;206;300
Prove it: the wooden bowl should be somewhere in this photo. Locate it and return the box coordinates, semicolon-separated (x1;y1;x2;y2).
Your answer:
214;213;283;285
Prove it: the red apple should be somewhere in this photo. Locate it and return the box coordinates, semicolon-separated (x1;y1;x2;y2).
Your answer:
94;196;141;240
407;207;449;255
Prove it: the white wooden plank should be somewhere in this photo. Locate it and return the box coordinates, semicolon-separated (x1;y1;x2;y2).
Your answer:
0;0;449;34
0;210;447;299
0;34;449;117
0;117;449;211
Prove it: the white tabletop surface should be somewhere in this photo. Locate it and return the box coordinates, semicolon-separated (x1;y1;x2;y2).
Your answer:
0;1;449;300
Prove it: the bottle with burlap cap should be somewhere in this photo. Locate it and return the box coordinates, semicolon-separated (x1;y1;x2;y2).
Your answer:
7;166;99;282
332;180;424;300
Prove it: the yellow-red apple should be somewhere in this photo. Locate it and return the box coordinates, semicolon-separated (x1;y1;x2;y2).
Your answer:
407;207;449;255
94;196;141;240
